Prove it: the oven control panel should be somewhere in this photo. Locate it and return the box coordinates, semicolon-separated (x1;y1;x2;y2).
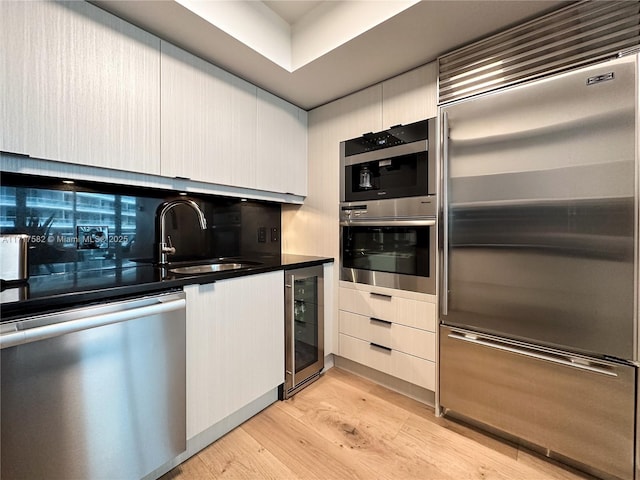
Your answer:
340;196;436;223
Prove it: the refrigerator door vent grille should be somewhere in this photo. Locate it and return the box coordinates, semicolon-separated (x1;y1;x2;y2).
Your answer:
438;0;640;104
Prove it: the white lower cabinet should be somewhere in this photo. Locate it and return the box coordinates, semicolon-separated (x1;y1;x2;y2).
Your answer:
184;271;284;439
339;334;435;391
338;282;436;391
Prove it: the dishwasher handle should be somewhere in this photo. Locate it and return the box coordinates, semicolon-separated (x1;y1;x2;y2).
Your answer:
1;297;186;349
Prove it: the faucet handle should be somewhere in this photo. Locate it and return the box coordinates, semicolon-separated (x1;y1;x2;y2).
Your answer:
163;235;176;255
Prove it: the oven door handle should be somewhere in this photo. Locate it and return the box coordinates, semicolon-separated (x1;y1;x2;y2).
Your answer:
340;219;436;227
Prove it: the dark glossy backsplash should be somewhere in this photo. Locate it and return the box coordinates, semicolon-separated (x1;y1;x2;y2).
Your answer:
0;172;281;276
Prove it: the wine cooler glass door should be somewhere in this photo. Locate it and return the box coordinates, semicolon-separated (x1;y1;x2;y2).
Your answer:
284;265;324;398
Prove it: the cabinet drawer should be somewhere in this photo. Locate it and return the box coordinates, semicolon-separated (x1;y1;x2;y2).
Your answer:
339;287;436;331
339;311;435;361
339;334;435;391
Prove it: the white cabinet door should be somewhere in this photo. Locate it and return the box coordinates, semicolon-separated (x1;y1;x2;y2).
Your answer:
256;89;308;196
0;1;160;174
185;271;284;439
161;41;257;188
329;84;383;140
382;62;438;128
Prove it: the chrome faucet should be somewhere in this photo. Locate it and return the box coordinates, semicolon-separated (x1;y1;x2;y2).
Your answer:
156;198;207;265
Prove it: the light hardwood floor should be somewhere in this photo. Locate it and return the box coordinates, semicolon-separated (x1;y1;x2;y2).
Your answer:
162;367;592;480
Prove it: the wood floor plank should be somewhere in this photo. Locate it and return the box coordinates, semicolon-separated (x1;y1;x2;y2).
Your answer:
159;454;215;480
515;449;595;480
367;382;435;420
328;368;519;461
242;402;379;479
397;411;589;480
421;414;520;461
164;368;594;480
284;373;409;445
196;425;298;479
323;365;380;393
341;368;519;461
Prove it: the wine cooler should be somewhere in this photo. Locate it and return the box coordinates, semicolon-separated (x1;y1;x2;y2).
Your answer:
281;265;324;399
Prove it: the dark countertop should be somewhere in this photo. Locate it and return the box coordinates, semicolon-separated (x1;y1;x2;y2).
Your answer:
0;254;333;321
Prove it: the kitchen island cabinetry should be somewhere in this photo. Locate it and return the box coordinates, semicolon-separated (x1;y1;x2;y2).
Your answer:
337;281;437;399
0;0;160;174
160;41;258;189
184;271;284;441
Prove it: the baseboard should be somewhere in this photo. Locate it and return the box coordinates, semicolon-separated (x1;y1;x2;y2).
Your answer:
334;355;435;407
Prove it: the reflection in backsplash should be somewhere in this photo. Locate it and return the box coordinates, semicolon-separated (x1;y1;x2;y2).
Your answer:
0;173;281;276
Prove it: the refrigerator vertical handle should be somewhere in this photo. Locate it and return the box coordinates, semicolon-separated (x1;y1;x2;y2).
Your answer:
441;111;450;316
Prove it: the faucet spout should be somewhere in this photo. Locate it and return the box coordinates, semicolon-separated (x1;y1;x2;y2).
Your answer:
156;198;207;265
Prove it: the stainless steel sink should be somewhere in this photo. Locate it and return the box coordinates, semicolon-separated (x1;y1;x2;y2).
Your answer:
169;262;253;275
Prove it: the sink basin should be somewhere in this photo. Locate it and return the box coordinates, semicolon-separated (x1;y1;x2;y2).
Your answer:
169;262;254;275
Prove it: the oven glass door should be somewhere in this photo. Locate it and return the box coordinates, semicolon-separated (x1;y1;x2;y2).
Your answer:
341;220;436;294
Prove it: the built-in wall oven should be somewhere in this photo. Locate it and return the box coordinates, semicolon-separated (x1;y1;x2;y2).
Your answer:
339;118;437;295
340;198;436;294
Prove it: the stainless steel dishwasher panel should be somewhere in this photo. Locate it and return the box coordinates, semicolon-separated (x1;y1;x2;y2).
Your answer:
1;292;187;480
440;325;636;480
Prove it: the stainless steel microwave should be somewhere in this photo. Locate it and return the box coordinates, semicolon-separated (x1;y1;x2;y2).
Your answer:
340;118;436;203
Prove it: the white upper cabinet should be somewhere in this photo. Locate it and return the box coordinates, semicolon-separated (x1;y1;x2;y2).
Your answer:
0;1;161;174
334;85;384;140
160;41;257;188
256;89;308;196
161;45;307;196
382;62;438;128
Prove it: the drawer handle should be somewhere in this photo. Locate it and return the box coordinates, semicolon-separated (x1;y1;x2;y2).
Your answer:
447;331;618;377
370;292;392;299
370;342;392;352
370;317;392;326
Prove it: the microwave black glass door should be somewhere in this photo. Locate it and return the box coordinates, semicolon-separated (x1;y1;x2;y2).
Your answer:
342;225;430;277
344;152;428;202
294;276;319;372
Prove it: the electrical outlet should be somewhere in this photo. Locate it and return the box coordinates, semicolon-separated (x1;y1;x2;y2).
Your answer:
271;227;279;242
258;227;267;243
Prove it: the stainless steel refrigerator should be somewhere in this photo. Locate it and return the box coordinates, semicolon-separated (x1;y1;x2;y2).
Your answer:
439;53;638;480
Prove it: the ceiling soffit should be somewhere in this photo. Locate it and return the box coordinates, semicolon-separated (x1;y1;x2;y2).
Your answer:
90;0;567;109
176;0;420;72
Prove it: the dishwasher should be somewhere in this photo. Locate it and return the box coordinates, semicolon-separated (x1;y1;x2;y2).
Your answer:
0;290;187;480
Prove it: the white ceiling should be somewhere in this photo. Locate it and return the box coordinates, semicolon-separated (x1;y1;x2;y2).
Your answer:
92;0;568;110
262;1;323;25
